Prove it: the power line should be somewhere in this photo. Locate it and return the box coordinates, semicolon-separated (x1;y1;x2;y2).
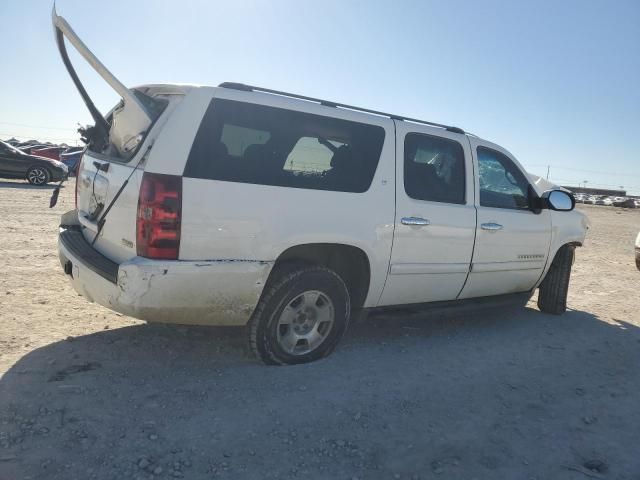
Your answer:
0;121;77;132
527;163;640;178
550;177;638;190
0;132;80;143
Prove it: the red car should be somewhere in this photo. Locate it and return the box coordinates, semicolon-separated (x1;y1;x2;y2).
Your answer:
19;144;49;154
31;146;67;161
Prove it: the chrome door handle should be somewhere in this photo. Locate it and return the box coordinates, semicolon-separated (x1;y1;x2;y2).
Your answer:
481;222;503;231
401;217;430;226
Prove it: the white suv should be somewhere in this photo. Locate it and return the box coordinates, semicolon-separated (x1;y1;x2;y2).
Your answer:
53;11;588;364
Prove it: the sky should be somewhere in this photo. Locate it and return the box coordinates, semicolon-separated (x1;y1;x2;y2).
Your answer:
1;0;639;193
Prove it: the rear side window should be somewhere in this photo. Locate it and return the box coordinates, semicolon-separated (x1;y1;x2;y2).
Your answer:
477;147;531;210
220;124;270;156
184;99;385;193
404;133;466;204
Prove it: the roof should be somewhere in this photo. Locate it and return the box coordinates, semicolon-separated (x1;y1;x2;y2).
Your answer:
217;82;467;135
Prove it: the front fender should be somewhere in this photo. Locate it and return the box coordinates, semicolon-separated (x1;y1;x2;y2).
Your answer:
535;209;589;287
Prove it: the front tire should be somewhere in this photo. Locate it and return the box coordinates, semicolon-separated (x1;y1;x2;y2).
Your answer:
26;166;50;185
249;265;350;365
538;245;575;314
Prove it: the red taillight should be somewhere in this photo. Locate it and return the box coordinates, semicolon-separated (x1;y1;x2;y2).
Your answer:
136;173;182;260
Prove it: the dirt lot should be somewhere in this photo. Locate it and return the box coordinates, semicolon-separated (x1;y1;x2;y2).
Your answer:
1;179;639;480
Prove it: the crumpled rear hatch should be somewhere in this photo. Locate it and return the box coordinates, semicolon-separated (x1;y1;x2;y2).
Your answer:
52;6;164;158
52;6;181;263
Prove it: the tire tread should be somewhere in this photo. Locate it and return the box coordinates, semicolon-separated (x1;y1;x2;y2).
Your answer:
538;245;575;314
249;265;350;365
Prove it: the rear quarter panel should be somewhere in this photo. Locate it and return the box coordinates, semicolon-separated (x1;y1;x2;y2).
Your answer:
178;88;396;307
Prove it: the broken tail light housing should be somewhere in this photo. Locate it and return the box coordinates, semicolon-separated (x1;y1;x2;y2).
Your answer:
136;172;182;260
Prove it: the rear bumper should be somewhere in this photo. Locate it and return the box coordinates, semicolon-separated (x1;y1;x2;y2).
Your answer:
58;224;273;326
59;228;118;282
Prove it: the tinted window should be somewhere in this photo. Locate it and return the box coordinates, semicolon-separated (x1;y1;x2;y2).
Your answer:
404;133;466;204
220;124;270;156
185;99;385;193
478;147;530;210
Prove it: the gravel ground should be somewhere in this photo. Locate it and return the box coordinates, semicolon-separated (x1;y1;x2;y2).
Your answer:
1;178;639;480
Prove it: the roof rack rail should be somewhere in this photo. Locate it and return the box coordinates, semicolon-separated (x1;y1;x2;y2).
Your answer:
218;82;465;134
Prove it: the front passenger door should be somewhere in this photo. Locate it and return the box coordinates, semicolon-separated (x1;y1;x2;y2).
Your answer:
458;139;551;299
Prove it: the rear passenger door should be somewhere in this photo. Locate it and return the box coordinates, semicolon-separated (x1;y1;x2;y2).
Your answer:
379;122;476;306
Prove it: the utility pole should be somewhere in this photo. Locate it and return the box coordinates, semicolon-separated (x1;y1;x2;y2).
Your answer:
546;165;550;180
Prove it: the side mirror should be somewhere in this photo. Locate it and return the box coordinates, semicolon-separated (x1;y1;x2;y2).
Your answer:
542;190;575;211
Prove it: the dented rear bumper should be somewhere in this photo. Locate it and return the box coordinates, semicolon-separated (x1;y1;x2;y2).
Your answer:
58;223;273;326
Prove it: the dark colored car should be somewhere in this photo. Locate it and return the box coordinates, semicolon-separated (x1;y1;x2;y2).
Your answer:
613;198;636;208
0;140;68;185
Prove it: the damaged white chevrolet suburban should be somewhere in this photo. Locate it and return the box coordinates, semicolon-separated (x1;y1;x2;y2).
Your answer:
53;9;589;365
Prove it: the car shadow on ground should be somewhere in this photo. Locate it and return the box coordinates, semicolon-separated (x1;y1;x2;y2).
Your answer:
0;181;63;190
1;305;639;479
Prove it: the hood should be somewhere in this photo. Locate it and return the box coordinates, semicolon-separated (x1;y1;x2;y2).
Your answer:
528;174;562;194
32;154;67;169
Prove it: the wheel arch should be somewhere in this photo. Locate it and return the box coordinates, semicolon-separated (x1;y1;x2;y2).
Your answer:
267;243;372;310
535;240;581;289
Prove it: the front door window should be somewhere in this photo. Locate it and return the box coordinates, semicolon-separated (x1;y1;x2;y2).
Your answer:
478;147;531;210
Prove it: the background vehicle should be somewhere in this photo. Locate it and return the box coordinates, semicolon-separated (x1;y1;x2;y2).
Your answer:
54;10;587;365
59;147;83;172
614;198;636;208
31;145;67;161
19;143;49;154
0;139;68;185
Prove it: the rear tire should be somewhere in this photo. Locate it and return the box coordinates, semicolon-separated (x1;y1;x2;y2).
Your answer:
249;265;350;365
26;166;50;185
537;244;575;314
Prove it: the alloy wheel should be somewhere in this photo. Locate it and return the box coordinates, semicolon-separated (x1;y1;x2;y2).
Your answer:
276;290;335;355
28;168;47;185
